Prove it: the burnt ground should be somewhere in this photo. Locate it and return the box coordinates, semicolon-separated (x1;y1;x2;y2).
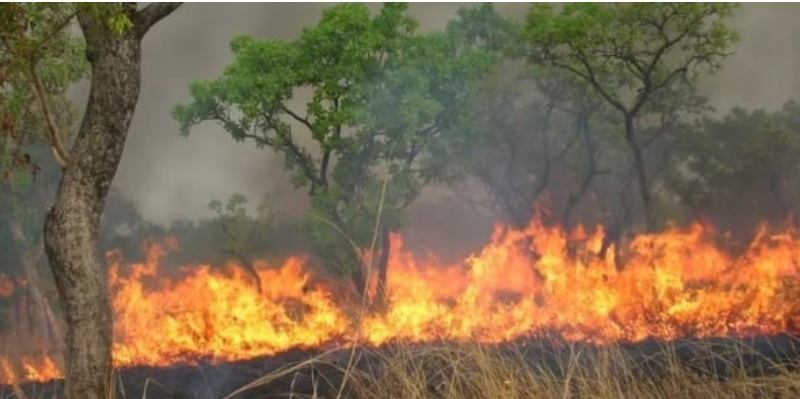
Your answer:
5;334;800;399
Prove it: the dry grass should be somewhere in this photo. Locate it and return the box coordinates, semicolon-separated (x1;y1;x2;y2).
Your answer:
7;153;800;399
5;338;800;399
214;338;800;399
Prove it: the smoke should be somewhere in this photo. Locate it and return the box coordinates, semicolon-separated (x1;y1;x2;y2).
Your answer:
97;3;799;259
700;3;800;112
113;3;325;223
111;3;478;224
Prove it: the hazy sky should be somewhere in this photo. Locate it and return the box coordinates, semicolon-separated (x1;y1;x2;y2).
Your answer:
103;3;800;246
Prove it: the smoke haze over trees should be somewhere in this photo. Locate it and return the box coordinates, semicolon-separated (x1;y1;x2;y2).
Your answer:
58;2;800;265
4;2;800;397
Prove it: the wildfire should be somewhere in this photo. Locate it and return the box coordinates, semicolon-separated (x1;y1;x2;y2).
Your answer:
2;213;800;385
0;274;13;298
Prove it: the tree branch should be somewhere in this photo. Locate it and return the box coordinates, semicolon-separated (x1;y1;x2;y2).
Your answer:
135;2;183;37
262;113;323;191
243;128;321;190
406;115;442;165
280;105;315;134
35;11;78;51
629;11;704;117
28;61;69;168
212;106;322;192
316;97;341;189
565;49;629;115
218;219;262;294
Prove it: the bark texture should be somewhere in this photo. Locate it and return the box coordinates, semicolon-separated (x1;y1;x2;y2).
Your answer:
42;4;181;399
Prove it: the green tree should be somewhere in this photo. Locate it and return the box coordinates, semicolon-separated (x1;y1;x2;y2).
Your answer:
665;101;800;237
208;193;275;293
439;4;622;231
525;3;739;230
0;3;181;398
174;3;494;307
0;1;88;374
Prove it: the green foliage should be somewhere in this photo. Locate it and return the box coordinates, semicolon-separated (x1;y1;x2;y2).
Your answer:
0;2;133;180
521;3;740;229
74;2;135;34
174;3;496;280
445;3;524;55
0;2;139;333
666;102;800;229
524;3;739;117
0;1;93;285
0;3;88;179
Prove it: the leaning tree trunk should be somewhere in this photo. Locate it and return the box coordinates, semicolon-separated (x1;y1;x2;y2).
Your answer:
42;4;180;399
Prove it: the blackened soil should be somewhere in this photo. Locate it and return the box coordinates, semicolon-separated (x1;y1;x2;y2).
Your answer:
5;334;800;399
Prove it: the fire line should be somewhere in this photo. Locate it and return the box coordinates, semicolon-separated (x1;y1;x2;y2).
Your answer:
2;214;800;385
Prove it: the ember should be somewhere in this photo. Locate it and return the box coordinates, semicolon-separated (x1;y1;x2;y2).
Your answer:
2;212;800;385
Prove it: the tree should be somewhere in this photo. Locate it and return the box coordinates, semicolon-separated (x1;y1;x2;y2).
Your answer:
0;3;182;398
438;5;621;232
208;193;275;293
665;101;800;237
174;3;494;307
0;1;88;372
456;62;632;230
525;3;739;230
0;144;65;361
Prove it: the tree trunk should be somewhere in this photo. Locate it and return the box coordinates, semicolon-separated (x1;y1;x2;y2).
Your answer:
351;263;368;302
373;226;391;310
623;116;653;231
561;113;600;230
43;5;180;399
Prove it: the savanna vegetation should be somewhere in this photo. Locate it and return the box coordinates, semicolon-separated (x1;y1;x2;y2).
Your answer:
4;2;800;398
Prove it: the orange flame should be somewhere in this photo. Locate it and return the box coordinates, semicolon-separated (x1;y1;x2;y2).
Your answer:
2;213;800;385
0;274;13;298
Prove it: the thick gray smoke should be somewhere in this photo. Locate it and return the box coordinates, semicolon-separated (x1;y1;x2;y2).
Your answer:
93;3;800;259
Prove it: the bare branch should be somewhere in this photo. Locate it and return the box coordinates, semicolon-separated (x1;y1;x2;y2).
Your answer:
29;61;69;168
567;49;629;115
280;105;315;133
259;111;323;191
135;2;183;37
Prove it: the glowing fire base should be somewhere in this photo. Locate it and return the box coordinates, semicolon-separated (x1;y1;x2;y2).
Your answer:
3;214;800;387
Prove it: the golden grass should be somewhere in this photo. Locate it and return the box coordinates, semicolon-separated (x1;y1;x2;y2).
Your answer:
216;338;800;399
5;338;800;399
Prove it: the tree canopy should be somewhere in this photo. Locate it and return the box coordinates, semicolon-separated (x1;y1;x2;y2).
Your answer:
524;3;739;230
174;2;496;302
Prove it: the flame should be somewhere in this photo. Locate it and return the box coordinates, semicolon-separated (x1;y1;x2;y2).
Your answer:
0;355;62;384
0;274;13;298
3;213;800;385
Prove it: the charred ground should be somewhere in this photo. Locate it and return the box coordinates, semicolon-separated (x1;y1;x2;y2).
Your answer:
6;334;800;399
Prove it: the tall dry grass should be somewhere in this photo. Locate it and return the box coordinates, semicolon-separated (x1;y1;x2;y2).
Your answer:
219;338;800;399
